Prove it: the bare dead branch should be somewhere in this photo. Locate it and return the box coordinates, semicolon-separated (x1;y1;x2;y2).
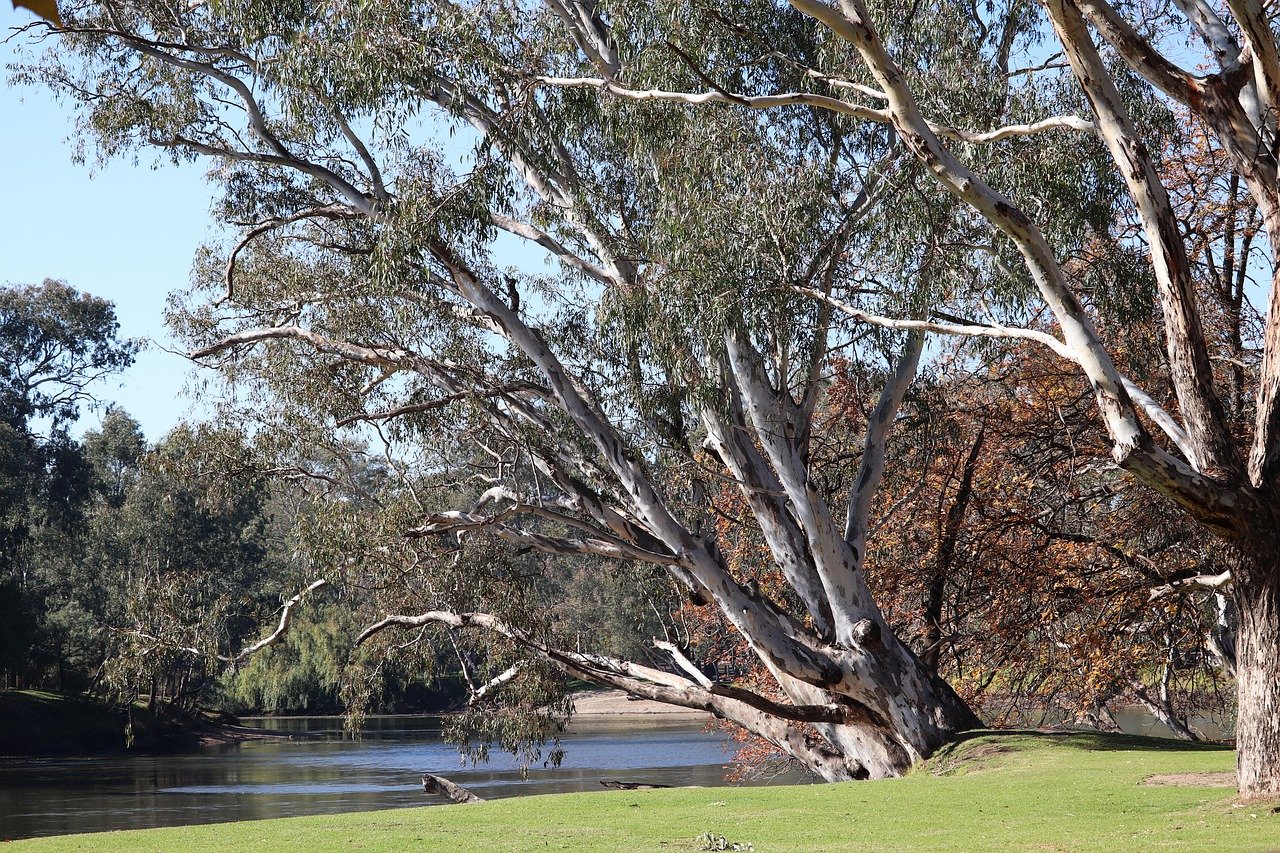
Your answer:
1148;570;1233;601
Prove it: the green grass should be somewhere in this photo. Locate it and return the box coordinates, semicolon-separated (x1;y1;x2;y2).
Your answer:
10;732;1280;852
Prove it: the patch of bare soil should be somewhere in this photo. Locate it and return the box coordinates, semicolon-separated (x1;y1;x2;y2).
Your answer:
1142;771;1237;787
193;721;296;747
572;689;712;718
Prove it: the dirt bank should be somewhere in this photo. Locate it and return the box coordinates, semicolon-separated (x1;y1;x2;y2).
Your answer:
571;689;712;719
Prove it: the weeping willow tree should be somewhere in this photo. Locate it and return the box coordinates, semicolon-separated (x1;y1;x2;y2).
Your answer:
16;0;1233;784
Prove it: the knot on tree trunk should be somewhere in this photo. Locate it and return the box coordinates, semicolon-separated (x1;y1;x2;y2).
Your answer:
852;618;881;646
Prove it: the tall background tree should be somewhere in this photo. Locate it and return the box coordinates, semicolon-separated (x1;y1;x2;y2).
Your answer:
0;280;135;689
0;281;339;711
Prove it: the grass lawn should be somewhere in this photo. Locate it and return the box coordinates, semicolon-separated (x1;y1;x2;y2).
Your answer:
9;731;1278;852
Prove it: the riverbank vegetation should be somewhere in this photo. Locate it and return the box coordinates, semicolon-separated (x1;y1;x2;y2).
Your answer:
0;690;282;756
9;733;1277;852
0;283;657;726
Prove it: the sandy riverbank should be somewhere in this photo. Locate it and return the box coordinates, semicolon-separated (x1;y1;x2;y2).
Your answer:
570;689;712;719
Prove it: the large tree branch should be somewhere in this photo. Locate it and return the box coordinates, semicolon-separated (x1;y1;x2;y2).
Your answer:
545;0;621;77
534;76;1097;144
335;383;545;427
788;0;1247;535
1074;0;1276;199
189;325;413;368
724;330;882;647
321;94;390;204
1071;0;1200;104
1047;0;1238;475
158;135;370;212
794;286;1199;464
407;508;677;565
424;75;634;285
431;254;843;685
1224;0;1280;119
469;663;524;704
1248;276;1280;486
356;608;864;779
224;579;328;665
844;331;923;557
699;389;835;637
1173;0;1245;73
130;579;327;666
91;21;374;213
489;212;618;285
1148;570;1232;601
358;611;844;726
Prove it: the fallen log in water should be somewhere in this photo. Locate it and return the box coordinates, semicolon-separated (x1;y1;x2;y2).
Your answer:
421;773;484;804
599;780;674;790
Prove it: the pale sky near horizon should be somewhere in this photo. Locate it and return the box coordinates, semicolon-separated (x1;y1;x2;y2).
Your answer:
1;8;551;443
3;10;216;441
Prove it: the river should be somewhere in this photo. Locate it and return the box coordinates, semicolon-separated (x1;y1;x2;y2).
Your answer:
0;706;1233;841
0;715;763;841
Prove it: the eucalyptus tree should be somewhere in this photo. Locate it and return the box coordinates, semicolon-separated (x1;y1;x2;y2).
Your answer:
506;0;1280;798
744;0;1280;799
15;0;1245;786
98;422;312;711
0;280;137;431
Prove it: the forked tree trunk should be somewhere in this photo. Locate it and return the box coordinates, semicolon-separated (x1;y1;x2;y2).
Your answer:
1234;560;1280;799
769;629;982;779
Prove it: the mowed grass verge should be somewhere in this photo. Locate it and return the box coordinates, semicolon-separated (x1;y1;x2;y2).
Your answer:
10;732;1278;852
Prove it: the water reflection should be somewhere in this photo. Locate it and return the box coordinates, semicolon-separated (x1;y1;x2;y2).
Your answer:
0;716;751;841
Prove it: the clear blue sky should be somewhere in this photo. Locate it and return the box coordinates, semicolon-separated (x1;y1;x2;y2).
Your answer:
3;9;215;440
2;9;551;442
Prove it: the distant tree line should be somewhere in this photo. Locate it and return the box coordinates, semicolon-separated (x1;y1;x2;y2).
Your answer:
0;280;670;718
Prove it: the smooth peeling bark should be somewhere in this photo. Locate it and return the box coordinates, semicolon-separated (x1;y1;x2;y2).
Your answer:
715;329;981;773
757;639;981;779
1046;0;1238;476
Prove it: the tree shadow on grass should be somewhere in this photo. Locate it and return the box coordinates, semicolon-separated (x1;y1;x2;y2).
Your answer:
945;728;1232;755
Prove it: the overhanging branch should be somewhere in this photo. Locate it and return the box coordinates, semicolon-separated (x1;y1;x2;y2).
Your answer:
792;286;1200;466
358;608;853;725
